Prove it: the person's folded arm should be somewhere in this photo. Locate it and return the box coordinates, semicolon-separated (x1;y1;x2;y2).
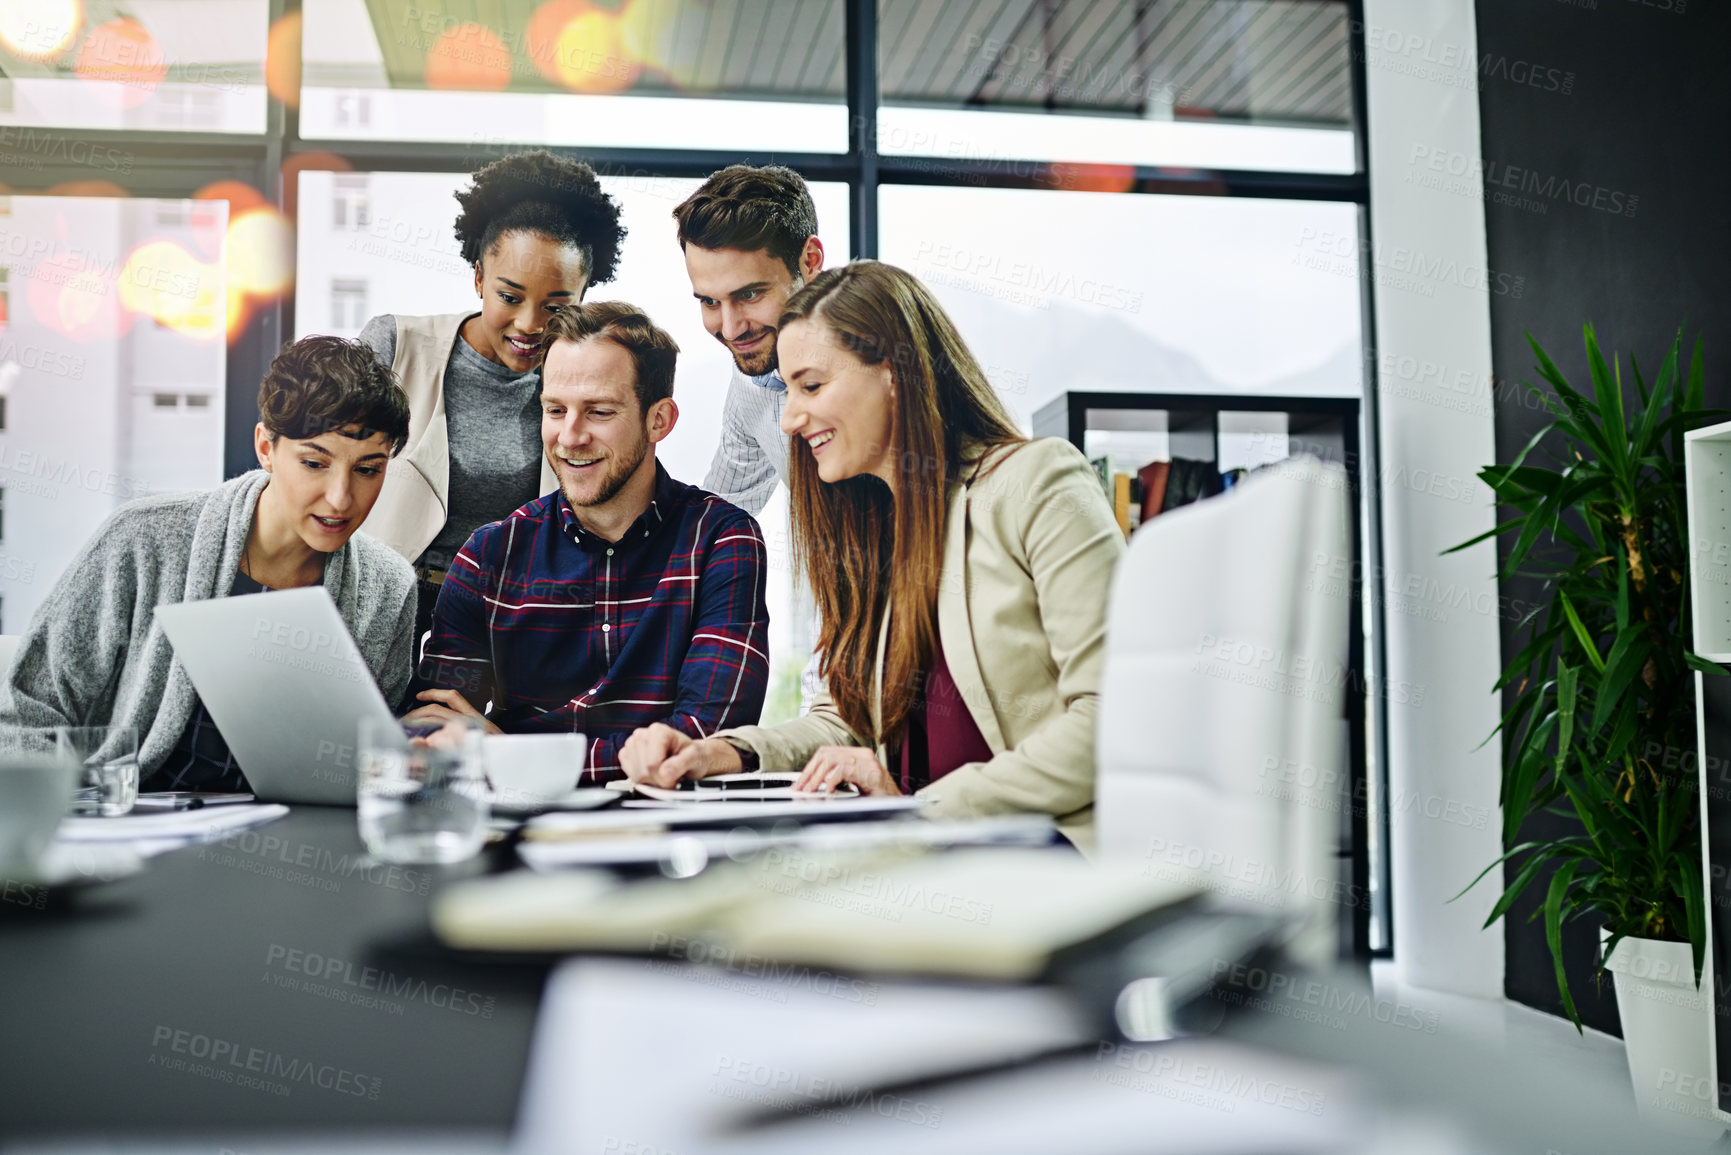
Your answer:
917;446;1124;823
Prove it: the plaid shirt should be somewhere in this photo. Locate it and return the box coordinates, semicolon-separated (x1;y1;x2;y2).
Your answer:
413;462;770;780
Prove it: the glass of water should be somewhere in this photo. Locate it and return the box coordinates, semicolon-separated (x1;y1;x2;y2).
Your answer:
57;725;139;817
357;716;489;865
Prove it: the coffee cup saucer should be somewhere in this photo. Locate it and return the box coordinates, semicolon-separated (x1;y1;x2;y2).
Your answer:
4;842;146;889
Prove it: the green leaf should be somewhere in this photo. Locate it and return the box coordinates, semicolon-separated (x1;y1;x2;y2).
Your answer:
1443;518;1533;556
1613;542;1631;632
1528;333;1612;460
1592;626;1650;734
1631;340;1678;460
1452;839;1582;902
1686;652;1728;676
1584;326;1629;479
1544;858;1585;1031
1555;663;1577;779
1680;854;1706;986
1558;592;1606;674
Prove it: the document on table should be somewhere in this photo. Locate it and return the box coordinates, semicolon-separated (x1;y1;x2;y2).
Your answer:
56;803;289;857
606;772;861;803
517;813;1054;870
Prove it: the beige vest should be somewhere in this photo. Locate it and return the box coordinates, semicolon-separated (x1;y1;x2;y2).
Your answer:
365;313;560;564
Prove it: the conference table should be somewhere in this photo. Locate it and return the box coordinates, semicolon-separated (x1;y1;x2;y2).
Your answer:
0;804;1706;1153
0;806;545;1141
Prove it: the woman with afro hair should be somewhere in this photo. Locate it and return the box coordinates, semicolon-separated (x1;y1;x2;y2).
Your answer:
358;150;626;650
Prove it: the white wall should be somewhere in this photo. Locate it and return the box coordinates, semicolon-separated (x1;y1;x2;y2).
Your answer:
1364;0;1505;998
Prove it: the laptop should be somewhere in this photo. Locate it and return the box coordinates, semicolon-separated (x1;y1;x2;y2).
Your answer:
155;586;406;805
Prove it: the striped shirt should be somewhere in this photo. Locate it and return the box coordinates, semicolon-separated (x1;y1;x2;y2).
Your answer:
413;462;771;780
701;365;788;517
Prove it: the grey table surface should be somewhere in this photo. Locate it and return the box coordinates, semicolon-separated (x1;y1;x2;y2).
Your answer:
0;806;549;1141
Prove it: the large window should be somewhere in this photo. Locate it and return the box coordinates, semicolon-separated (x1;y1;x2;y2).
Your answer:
0;0;1385;952
300;0;850;151
878;0;1356;173
0;0;270;134
879;184;1363;432
0;194;227;632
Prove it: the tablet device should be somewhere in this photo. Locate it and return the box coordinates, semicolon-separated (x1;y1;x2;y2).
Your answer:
155;586;406;806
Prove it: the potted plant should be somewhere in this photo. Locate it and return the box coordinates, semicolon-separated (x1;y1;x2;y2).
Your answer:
1454;324;1724;1134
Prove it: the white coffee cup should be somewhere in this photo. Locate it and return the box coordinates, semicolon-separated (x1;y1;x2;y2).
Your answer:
484;733;586;804
0;751;78;877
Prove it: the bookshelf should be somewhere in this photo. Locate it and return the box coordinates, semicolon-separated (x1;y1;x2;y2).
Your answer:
1033;390;1373;958
1032;392;1361;531
1687;421;1731;661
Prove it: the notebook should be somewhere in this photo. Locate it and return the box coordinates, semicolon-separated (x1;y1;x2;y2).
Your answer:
432;845;1203;981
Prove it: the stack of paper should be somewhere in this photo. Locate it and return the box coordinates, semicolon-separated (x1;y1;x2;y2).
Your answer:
56;803;289;858
518;813;1054;870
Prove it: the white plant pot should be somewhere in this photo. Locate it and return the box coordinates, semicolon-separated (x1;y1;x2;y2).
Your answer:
1602;933;1725;1139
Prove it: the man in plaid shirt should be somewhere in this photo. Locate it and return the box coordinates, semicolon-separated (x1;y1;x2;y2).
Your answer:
406;301;770;780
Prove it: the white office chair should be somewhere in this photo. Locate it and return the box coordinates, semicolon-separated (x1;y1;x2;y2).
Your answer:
1096;456;1352;966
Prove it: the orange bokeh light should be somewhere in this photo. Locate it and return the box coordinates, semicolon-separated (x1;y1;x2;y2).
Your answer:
527;0;588;86
227;206;294;299
119;239;222;340
42;179;128;198
266;10;301;108
528;1;641;93
0;0;82;61
619;0;676;73
552;11;638;93
180;183;262;264
425;22;513;92
27;247;125;342
1047;163;1138;195
74;18;166;108
194;180;268;217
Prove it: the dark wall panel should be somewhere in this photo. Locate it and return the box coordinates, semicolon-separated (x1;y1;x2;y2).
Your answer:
1474;0;1731;1033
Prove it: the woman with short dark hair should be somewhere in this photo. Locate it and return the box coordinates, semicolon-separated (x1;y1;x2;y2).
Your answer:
0;336;417;791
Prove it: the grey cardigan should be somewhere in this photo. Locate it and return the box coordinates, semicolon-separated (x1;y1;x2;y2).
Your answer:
0;470;418;774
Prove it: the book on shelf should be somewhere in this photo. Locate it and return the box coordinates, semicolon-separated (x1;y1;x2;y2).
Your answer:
1112;472;1132;536
1137;460;1171;524
1089;455;1111;500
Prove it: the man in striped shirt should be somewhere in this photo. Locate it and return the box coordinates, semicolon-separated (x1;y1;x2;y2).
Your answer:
673;165;826;516
406;302;770;781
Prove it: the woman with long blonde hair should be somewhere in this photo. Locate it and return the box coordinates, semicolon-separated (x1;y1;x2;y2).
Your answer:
620;261;1123;849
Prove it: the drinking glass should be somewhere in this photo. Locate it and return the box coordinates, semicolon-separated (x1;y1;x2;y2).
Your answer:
57;725;139;817
356;716;489;864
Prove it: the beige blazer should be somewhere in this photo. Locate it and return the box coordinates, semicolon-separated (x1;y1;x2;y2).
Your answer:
364;313;559;564
716;436;1124;851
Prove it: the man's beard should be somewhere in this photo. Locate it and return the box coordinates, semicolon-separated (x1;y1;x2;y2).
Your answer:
558;426;650;511
722;326;777;376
